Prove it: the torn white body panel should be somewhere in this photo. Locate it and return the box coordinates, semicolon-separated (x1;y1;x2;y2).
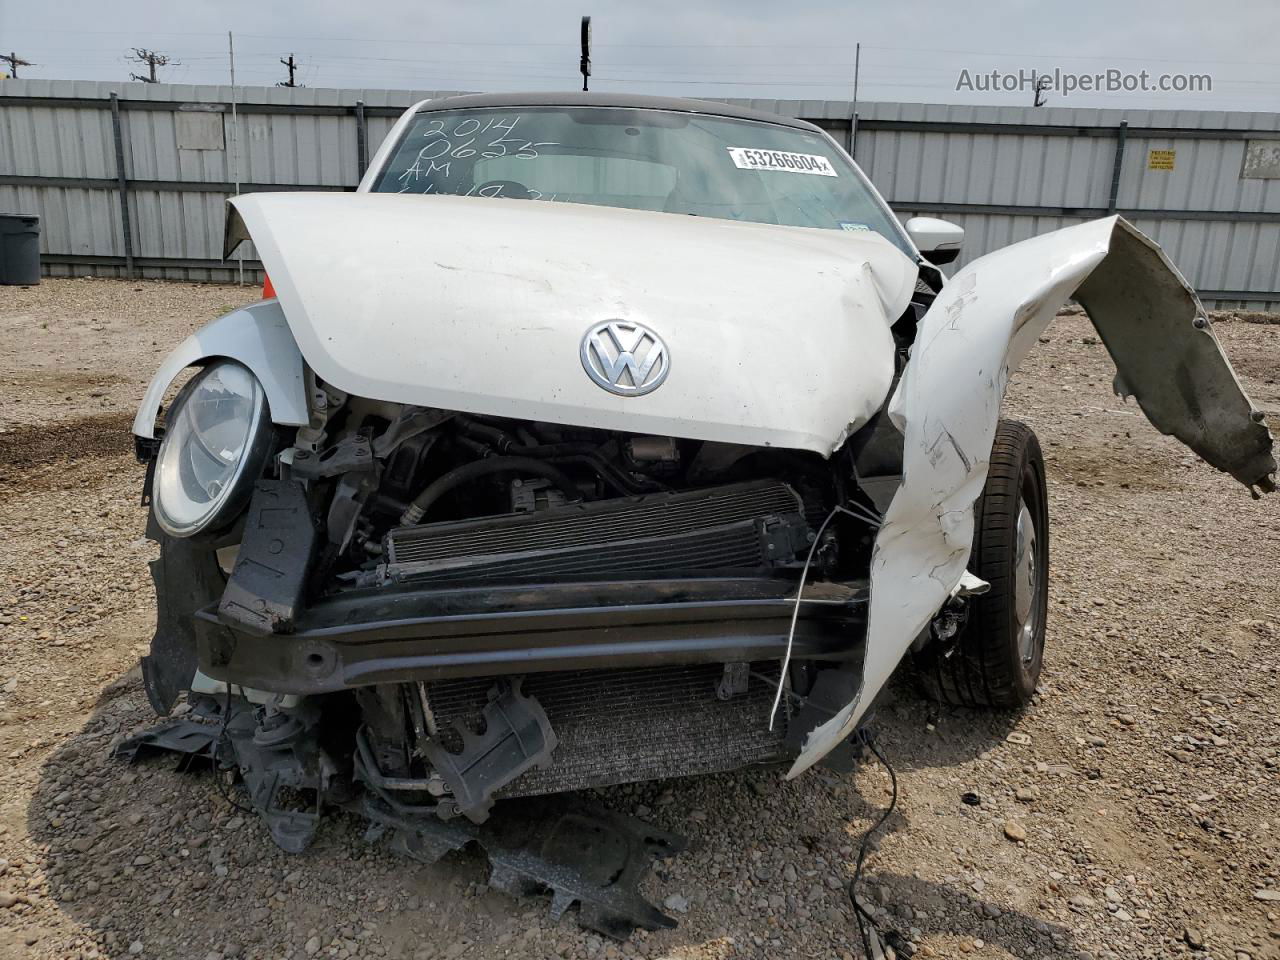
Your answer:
226;192;917;455
790;215;1276;776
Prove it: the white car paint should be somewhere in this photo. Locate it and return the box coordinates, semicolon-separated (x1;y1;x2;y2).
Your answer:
789;215;1276;775
132;300;310;439
226;191;919;455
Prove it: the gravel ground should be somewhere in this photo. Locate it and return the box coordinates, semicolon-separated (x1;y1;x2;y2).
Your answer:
1;278;1278;960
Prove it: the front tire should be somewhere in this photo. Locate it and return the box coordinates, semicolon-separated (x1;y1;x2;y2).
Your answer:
916;419;1049;708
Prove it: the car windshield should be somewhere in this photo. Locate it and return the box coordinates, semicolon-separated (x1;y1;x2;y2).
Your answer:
371;105;912;255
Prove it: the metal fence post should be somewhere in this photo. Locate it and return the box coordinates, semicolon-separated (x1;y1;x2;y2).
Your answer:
108;92;136;278
1107;120;1128;214
355;100;368;179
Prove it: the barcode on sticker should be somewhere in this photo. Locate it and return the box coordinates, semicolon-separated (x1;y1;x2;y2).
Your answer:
727;147;838;177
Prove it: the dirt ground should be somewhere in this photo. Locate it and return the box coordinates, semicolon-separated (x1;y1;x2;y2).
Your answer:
1;277;1278;960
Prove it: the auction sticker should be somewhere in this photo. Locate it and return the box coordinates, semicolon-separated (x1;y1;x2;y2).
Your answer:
727;147;838;176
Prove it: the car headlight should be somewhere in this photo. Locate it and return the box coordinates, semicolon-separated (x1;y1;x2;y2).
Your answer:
153;361;273;537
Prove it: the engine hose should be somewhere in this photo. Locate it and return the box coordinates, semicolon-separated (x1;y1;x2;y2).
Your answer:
455;417;517;450
549;454;669;495
455;418;604;459
399;456;581;525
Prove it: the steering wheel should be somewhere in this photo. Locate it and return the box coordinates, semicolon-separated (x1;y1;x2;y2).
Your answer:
474;180;534;200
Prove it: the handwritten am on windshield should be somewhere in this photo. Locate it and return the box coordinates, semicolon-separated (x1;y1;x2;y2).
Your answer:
396;115;559;196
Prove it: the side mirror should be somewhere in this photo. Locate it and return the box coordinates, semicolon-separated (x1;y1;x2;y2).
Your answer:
904;216;964;266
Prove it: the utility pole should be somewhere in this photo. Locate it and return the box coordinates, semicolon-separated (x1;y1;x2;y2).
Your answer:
1;51;34;78
128;48;177;83
849;42;861;159
852;42;861;108
1033;74;1051;107
579;16;591;92
229;32;244;286
278;54;301;87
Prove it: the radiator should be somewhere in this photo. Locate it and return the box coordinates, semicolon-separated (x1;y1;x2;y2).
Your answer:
423;663;791;796
383;479;809;585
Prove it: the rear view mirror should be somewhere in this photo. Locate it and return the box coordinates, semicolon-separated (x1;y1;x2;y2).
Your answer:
904;216;964;266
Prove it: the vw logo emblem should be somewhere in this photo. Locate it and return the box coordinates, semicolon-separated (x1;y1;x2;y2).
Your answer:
580;320;670;397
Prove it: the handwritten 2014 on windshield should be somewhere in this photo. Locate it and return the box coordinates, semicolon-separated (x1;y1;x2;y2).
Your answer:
396;115;558;191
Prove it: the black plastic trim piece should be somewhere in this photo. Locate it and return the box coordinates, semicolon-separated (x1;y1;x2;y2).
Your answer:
142;521;227;714
422;679;557;823
217;480;318;635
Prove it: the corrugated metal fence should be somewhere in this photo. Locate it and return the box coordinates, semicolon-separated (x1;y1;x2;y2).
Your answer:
2;79;1278;308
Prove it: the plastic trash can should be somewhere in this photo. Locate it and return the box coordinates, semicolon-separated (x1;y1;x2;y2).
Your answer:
0;214;40;285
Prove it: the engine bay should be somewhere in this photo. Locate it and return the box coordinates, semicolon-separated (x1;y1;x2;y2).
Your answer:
277;382;889;600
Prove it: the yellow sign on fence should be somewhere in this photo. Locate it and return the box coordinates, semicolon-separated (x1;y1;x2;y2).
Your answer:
1148;149;1176;171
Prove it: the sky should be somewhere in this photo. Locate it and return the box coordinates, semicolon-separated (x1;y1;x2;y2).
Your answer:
1;0;1278;112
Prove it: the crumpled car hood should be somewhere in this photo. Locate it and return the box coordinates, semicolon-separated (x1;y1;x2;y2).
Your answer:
227;192;918;455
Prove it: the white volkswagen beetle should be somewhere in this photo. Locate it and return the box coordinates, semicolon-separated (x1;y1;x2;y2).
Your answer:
131;92;1274;866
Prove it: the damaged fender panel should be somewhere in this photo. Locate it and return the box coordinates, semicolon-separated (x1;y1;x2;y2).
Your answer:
1074;225;1275;490
131;300;310;440
790;215;1276;776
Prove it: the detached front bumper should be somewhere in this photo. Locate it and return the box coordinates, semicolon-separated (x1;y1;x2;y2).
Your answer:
194;577;868;695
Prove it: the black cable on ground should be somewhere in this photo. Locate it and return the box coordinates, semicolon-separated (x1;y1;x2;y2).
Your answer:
213;687;255;817
848;727;900;958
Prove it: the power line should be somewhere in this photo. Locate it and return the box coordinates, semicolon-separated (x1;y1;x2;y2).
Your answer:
0;51;35;78
859;43;1280;68
5;33;1275;110
17;49;1280;83
21;50;1278;87
8;26;1280;68
128;47;178;83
